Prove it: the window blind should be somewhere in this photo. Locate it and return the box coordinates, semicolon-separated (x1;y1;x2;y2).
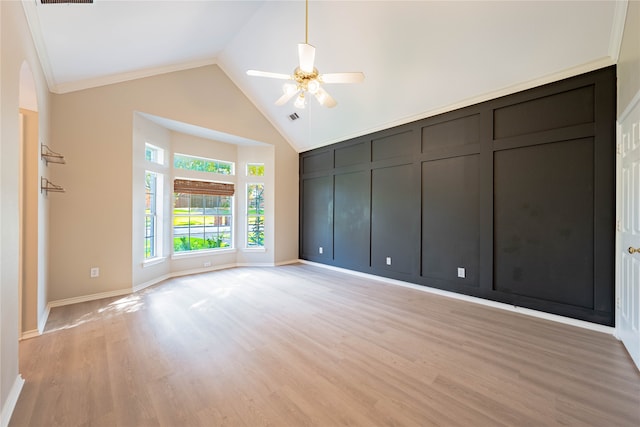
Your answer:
173;179;234;196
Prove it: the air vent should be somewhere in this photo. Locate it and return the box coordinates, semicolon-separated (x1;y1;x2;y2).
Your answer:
40;0;93;4
288;112;300;121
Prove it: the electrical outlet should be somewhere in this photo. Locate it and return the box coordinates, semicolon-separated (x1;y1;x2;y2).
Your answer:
204;261;211;268
90;267;99;278
457;267;466;278
386;257;392;266
319;247;323;254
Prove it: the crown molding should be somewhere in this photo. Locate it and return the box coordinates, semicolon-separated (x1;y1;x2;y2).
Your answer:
22;0;57;92
609;0;629;62
22;0;219;95
51;58;218;94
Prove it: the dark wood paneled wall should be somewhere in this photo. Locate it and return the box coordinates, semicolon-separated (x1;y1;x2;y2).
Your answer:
299;66;616;325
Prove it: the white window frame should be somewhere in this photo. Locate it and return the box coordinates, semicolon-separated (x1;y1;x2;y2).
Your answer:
144;170;164;260
246;182;265;249
145;142;165;165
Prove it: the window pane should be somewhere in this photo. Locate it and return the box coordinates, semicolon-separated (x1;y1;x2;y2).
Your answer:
246;184;265;248
147;176;156;193
204;195;216;214
175;193;190;209
219;196;231;215
146;195;156;214
216;162;233;175
187;216;201;227
248;184;264;215
190;235;205;250
145;216;153;235
190;194;204;214
247;163;265;177
247;216;264;247
174;214;189;228
173;191;233;253
144;171;160;259
145;143;164;165
174;236;191;252
174;154;234;175
145;237;152;258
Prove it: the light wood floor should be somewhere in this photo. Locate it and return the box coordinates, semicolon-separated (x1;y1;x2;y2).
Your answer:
10;264;640;426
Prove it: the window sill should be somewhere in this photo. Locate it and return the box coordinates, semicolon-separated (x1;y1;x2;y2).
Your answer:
171;248;237;260
241;247;266;253
142;256;167;268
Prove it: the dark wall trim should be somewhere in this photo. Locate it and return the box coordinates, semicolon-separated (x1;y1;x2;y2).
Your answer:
299;66;616;326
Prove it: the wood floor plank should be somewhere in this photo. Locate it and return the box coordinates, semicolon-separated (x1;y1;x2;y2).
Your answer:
10;264;640;426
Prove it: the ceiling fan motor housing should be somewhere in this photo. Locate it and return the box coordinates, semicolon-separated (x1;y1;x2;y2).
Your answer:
294;67;320;93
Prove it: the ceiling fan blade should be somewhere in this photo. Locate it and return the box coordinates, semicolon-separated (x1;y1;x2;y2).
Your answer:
247;70;292;80
321;72;365;84
275;89;299;106
298;43;316;73
314;86;337;108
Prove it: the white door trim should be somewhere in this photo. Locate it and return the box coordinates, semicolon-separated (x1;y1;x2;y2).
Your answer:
616;91;640;370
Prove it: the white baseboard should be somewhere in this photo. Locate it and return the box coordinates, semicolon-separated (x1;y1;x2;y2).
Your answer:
134;262;258;293
236;262;275;267
49;260;289;308
299;260;615;336
19;329;40;341
275;258;300;266
18;305;52;341
1;375;24;427
134;260;306;292
133;274;171;293
38;305;50;334
47;288;132;309
19;306;51;340
171;263;238;279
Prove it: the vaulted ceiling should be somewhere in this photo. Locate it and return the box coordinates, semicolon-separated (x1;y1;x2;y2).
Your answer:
23;0;627;152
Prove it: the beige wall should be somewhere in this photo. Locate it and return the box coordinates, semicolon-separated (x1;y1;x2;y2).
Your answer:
618;0;640;116
1;0;51;420
50;65;298;301
20;108;39;334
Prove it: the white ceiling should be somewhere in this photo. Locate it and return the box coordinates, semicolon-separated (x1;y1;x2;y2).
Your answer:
23;0;627;152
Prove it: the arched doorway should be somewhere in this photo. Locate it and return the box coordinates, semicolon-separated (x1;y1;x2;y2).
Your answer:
19;61;41;338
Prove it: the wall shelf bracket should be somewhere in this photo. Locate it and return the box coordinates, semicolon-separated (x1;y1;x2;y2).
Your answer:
41;144;66;165
41;177;65;194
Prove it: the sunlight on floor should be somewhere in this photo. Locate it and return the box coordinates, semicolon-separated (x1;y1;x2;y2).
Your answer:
45;294;144;333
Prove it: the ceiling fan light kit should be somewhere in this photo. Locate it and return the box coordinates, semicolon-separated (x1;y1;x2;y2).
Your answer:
247;0;364;109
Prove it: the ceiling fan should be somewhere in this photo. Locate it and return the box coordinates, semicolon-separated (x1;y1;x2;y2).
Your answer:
246;0;364;109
